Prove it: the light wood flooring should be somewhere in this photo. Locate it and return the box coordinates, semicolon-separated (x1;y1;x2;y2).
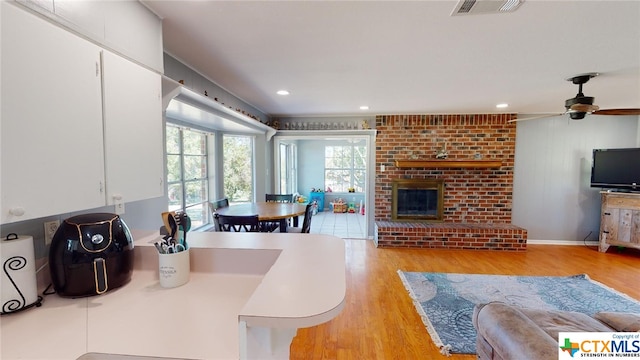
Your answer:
290;240;640;359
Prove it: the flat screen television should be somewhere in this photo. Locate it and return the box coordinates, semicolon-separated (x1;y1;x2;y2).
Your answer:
590;147;640;191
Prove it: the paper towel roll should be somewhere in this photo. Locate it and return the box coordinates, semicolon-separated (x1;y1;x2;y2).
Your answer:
1;234;38;314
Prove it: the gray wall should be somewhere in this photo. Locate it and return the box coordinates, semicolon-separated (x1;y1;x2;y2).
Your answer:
512;114;640;242
298;140;330;195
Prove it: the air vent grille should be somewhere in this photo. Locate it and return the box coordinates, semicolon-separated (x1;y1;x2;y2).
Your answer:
451;0;524;16
458;0;476;13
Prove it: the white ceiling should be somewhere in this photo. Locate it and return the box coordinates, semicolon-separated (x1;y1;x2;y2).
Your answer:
142;0;640;118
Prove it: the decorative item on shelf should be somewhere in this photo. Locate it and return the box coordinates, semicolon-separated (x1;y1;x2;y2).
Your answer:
474;153;483;159
435;143;448;159
310;187;325;193
178;80;184;85
271;120;280;130
361;120;370;129
348;187;355;193
326;187;332;192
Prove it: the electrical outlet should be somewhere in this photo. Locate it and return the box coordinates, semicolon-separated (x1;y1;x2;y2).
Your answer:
44;220;60;245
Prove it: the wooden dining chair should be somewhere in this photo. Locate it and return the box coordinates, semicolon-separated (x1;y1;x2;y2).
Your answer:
265;194;293;203
217;214;260;232
209;198;230;231
209;198;229;212
263;194;293;231
289;203;314;234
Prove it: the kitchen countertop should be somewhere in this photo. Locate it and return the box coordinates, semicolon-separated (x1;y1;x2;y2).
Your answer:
0;231;346;359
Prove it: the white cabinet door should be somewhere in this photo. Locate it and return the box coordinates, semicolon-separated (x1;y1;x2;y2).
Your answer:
102;51;164;205
1;3;105;224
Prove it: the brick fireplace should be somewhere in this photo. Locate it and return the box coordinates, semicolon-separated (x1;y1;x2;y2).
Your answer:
374;114;527;250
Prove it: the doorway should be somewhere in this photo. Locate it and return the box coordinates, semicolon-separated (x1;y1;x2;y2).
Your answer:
273;131;376;238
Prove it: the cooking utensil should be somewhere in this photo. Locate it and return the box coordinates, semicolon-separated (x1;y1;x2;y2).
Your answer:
161;211;175;235
167;214;178;239
175;212;191;248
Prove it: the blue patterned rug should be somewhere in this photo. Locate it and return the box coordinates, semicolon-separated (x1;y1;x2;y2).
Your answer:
397;272;640;356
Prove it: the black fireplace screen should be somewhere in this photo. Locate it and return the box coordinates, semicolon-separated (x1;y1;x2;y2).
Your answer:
392;179;444;221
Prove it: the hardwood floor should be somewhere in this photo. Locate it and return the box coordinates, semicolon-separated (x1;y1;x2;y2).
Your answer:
290;240;640;359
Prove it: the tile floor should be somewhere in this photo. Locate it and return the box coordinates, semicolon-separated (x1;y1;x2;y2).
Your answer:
310;210;366;239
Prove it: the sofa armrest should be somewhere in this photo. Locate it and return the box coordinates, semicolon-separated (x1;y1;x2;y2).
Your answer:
473;303;559;360
595;312;640;332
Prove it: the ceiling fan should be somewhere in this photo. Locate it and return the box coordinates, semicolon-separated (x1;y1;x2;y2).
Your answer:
511;72;640;122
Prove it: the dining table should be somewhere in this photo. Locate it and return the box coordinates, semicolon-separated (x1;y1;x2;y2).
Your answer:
216;201;307;232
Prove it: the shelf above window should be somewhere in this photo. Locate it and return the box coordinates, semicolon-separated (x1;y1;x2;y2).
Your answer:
394;159;503;169
162;76;276;140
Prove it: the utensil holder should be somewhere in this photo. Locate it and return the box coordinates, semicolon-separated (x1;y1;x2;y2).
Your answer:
158;248;190;288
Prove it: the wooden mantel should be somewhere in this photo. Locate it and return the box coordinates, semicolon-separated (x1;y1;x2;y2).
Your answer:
394;159;503;168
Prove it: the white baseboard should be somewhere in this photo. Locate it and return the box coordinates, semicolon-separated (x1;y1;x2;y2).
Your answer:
527;239;599;246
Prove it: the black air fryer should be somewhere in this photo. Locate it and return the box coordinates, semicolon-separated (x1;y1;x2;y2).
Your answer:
49;213;134;297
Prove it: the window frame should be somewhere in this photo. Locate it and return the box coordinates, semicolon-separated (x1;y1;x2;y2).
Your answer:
324;144;367;192
166;124;210;228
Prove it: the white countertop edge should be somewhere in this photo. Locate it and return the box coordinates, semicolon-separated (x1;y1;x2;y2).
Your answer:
239;297;346;329
133;230;347;329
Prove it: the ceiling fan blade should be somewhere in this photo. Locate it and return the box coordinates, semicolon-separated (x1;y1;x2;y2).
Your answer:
569;103;599;113
592;108;640;116
507;113;563;123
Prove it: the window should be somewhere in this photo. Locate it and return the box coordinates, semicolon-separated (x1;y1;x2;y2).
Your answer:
325;145;366;192
166;125;209;228
279;142;297;194
223;135;254;202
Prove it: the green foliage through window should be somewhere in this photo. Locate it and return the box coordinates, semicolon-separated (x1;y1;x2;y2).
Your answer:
166;125;209;228
223;135;254;202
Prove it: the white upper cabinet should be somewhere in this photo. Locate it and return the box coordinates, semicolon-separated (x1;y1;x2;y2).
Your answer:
1;3;164;224
102;50;164;205
1;2;106;223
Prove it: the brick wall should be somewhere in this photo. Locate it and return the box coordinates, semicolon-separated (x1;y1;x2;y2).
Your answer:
374;114;526;250
375;114;517;223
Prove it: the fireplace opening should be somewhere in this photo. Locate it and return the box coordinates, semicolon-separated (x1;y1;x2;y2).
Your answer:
392;179;444;222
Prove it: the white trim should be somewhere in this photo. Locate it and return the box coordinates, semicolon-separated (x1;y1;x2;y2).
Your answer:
527;239;599;246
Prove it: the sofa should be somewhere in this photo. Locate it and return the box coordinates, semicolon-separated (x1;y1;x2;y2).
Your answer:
472;302;640;360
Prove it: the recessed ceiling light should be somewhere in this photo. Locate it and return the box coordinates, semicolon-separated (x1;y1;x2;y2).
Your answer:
496;103;509;109
360;105;369;110
276;90;290;96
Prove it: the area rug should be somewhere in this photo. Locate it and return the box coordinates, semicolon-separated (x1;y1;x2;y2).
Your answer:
397;271;640;356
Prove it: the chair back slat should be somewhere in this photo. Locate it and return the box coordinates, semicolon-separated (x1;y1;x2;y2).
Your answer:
217;214;260;232
210;198;230;212
265;194;293;203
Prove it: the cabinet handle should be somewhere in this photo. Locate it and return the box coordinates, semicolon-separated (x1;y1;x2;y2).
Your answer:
604;212;611;216
99;182;104;193
603;230;609;234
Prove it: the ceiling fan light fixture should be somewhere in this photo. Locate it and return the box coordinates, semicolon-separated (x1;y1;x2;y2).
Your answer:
569;111;587;120
496;103;509;109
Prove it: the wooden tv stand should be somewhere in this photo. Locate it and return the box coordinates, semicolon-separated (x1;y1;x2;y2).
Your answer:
599;191;640;252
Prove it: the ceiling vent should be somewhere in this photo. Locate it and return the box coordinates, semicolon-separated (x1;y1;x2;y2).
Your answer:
451;0;524;16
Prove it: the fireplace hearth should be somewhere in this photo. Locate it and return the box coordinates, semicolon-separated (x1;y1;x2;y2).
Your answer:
392;179;444;222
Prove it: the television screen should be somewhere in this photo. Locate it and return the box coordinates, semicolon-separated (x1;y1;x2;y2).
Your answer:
590;148;640;190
